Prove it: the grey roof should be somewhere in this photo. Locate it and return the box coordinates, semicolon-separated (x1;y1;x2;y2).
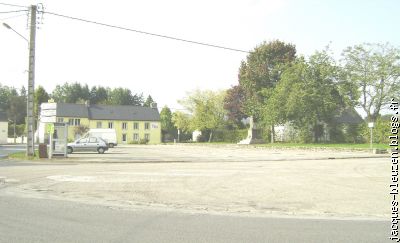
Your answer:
56;103;160;121
0;111;7;122
56;103;89;118
333;108;364;124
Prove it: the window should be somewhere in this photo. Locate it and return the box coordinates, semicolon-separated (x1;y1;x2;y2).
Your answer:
68;119;74;125
122;134;127;142
144;133;150;140
96;121;102;128
133;133;139;141
57;117;64;123
122;122;127;130
145;122;150;130
74;119;80;126
133;122;139;130
89;137;98;143
79;138;88;143
108;122;113;129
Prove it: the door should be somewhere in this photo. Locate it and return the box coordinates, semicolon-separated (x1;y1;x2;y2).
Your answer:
88;137;99;152
75;138;88;152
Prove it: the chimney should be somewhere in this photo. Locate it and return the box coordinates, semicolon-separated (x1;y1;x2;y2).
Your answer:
85;100;90;107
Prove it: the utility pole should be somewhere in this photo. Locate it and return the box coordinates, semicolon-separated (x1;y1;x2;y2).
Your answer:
27;5;37;157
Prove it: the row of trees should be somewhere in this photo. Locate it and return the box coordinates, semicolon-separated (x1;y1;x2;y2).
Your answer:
160;41;399;143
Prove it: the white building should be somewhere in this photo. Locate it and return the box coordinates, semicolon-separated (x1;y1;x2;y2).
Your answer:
0;112;8;144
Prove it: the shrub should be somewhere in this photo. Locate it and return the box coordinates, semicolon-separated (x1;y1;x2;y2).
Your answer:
360;117;392;144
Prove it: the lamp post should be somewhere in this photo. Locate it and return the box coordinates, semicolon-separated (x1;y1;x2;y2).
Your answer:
2;5;37;157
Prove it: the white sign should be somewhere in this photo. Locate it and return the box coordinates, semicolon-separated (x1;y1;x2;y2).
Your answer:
368;122;374;128
40;116;57;123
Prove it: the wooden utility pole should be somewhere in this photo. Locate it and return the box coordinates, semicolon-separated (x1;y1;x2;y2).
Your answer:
27;5;37;157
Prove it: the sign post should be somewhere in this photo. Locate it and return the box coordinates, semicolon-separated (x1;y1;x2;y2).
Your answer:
368;122;374;152
46;123;54;159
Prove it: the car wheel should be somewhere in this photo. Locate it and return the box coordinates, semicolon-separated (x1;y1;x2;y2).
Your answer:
67;147;73;154
98;147;105;154
108;143;114;148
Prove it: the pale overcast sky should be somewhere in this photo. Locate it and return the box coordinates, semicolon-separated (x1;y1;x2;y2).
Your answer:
1;0;399;111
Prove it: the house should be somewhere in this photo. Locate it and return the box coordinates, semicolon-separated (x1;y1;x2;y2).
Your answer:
39;102;161;144
0;111;8;144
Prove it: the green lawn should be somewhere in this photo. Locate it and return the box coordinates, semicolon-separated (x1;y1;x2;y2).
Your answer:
254;143;388;150
7;150;39;160
178;142;388;150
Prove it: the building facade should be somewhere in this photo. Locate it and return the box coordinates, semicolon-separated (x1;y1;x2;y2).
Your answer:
40;103;161;144
0;111;8;144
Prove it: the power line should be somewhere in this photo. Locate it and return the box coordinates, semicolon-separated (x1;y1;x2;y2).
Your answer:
41;10;250;54
0;13;27;21
0;2;28;8
0;10;27;14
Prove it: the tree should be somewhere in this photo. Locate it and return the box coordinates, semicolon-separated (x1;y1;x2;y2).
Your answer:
266;50;345;142
238;40;297;119
171;111;191;142
341;43;400;122
51;82;90;103
7;94;26;142
34;85;50;117
223;85;246;126
179;89;226;142
160;106;174;132
160;106;175;141
0;84;18;112
89;86;108;104
143;95;155;107
107;88;134;105
73;125;89;138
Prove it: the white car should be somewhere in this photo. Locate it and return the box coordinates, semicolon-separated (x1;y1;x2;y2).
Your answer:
67;137;109;154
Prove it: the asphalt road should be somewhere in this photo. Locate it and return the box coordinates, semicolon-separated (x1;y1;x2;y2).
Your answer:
0;195;389;243
0;144;26;158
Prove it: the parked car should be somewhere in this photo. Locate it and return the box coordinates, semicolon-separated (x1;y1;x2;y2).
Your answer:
84;129;117;148
67;137;108;154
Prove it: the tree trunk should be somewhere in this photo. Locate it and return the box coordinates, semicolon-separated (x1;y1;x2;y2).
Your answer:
270;125;275;143
208;131;213;143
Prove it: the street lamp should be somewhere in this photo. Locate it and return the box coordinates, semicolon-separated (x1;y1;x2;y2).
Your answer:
2;22;28;42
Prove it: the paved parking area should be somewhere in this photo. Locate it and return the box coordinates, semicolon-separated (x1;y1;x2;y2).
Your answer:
0;145;390;220
65;144;386;162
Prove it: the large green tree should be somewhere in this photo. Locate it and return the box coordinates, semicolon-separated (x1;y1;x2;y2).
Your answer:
238;40;297;119
179;89;226;142
341;43;400;122
267;50;345;142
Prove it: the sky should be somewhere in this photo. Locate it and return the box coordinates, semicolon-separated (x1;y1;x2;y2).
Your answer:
0;0;399;112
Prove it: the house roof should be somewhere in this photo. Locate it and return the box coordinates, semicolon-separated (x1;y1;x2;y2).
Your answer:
0;111;7;122
56;103;160;121
333;108;364;124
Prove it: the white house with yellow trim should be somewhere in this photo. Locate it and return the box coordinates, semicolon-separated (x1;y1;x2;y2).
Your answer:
39;102;161;144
